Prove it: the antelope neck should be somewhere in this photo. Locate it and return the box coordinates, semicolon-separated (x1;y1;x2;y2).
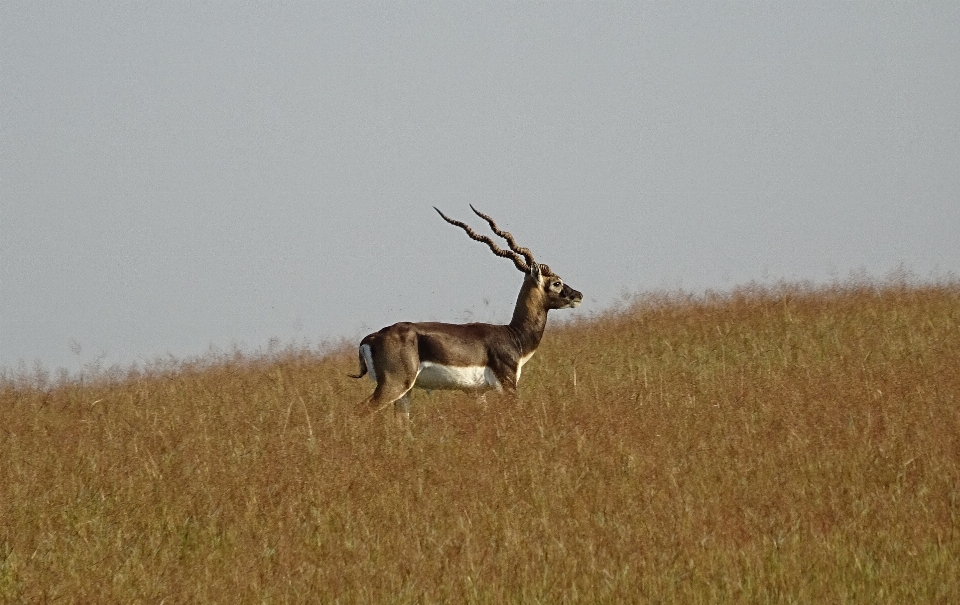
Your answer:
507;280;549;357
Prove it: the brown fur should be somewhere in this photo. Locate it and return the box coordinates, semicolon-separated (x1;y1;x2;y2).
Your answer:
353;208;582;420
355;270;581;418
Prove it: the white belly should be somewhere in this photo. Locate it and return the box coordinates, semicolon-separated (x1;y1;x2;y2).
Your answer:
415;361;502;392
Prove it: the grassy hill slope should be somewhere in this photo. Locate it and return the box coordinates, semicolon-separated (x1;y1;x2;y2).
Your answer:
2;282;959;603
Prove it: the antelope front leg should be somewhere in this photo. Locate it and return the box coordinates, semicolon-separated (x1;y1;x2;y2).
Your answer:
393;394;411;425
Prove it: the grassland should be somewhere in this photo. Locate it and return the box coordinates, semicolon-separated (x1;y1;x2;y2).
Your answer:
2;281;959;603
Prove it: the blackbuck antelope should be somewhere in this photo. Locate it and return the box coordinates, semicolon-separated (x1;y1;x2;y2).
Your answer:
352;206;582;420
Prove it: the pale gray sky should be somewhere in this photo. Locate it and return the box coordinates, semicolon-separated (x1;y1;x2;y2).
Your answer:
3;1;959;374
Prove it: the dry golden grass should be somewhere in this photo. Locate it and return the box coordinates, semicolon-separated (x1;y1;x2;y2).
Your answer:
2;282;959;603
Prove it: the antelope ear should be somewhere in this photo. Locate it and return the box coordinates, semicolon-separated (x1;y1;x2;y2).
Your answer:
529;261;542;283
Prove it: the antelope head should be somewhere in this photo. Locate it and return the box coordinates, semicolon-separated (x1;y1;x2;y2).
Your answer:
434;205;582;315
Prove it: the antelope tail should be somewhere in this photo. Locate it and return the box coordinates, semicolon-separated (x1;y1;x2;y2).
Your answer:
349;350;368;379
